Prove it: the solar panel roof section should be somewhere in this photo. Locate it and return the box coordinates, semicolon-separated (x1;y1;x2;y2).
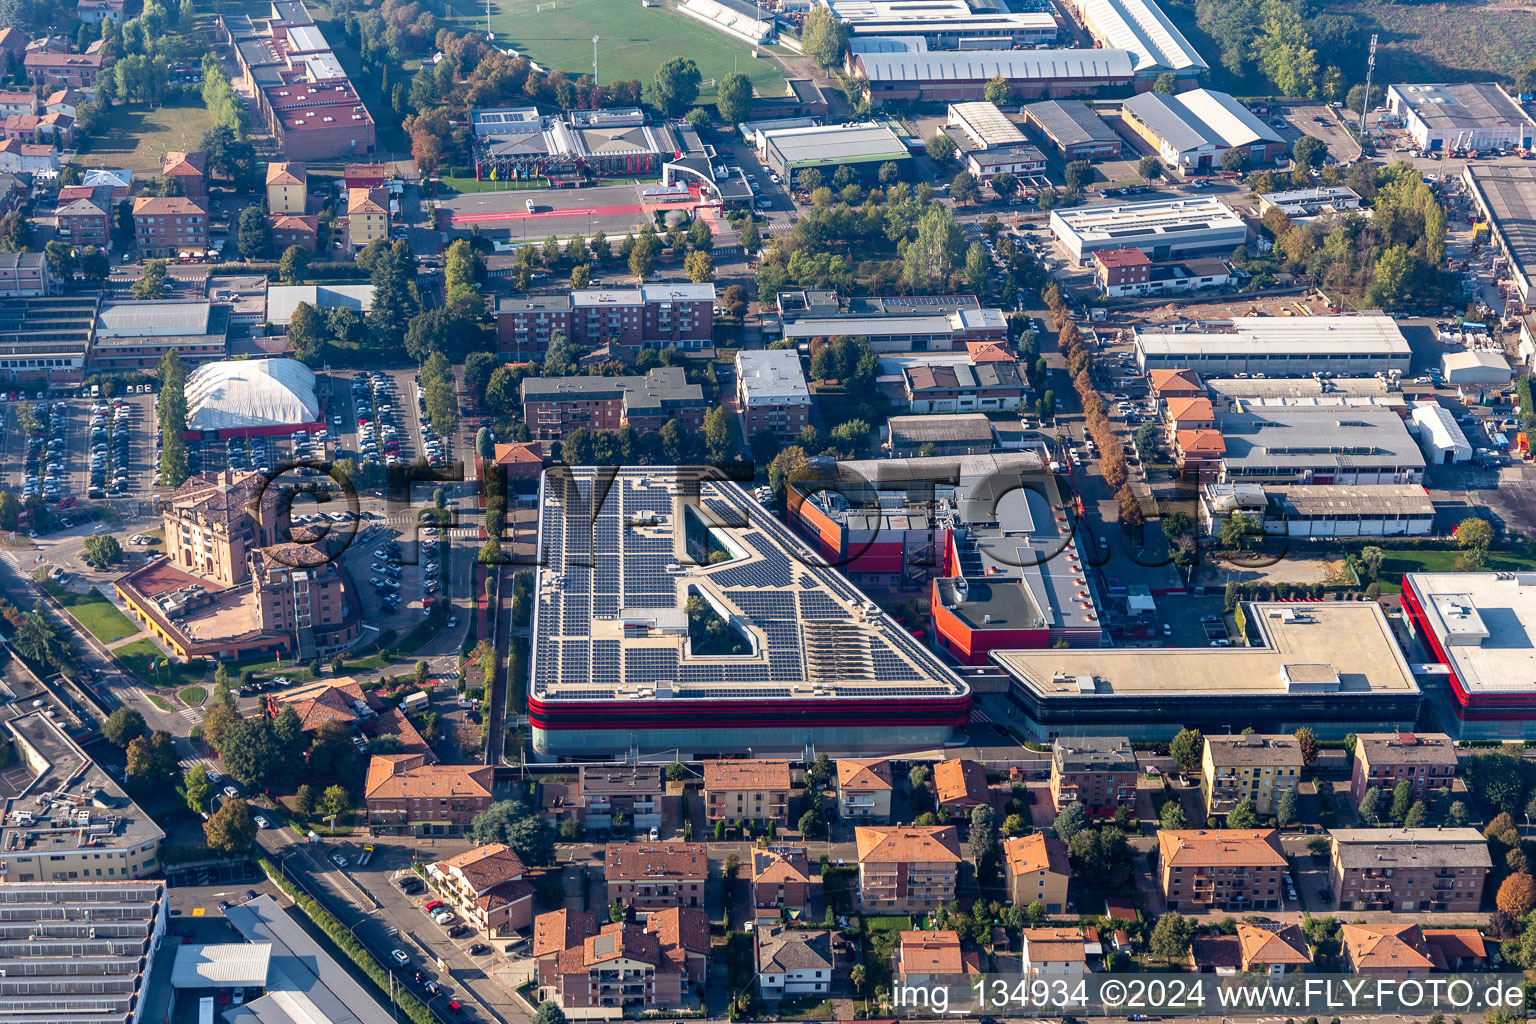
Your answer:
529;467;969;702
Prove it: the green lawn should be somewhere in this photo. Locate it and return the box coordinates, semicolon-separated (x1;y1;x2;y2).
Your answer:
78;102;219;172
1374;548;1536;593
115;638;208;689
44;584;139;645
448;0;785;101
439;176;549;193
179;686;207;706
146;693;173;711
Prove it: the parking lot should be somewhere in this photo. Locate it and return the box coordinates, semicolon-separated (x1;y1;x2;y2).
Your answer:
1;388;161;509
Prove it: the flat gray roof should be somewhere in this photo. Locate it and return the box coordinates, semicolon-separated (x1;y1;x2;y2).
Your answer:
1267;483;1435;518
1402;572;1536;696
96;300;212;337
1217;407;1424;473
764;123;909;167
1023;100;1121;149
888;413;995;444
1389;83;1534;133
859;49;1134;83
1464;164;1536;300
1329;827;1491;870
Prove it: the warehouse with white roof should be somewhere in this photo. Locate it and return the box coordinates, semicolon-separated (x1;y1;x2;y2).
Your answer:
1050;195;1248;264
1122;88;1286;172
1133;314;1413;376
823;0;1060;48
1410;401;1473;464
1059;0;1207;80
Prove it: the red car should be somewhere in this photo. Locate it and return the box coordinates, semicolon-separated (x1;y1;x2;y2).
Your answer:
423;899;445;913
447;1001;462;1015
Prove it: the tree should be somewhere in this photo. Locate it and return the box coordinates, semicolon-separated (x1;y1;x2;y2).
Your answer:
1063;160;1092;193
278;244;310;284
1357;546;1384;582
1219;512;1259;550
82;533;123;568
1160;799;1188;830
1404;800;1427;828
570;264;591;288
990;171;1018;199
717;71;753;123
237;205;271;260
1294;726;1318;765
800;6;847;69
182;763;213;815
1467;751;1525;816
1153;71;1178;94
1357;785;1382;824
925;133;957;165
684;249;714;283
798;807;822;838
204;797;258;853
1149;911;1193;962
1053;800;1088;841
295;784;317;817
850;963;867;993
368;241;421;355
78;246;110;282
320;784;351;822
1447;799;1469;826
133;259;168;299
1220;147;1247;173
1276;787;1298;828
126;730;178;784
1003;813;1028;836
532;1003;568;1024
1291;137;1327;174
648;57;701;116
1498;873;1536;916
1138;155;1161;180
1390;779;1414;823
287;301;326;365
902;205;965;291
949;171;979;205
104;707;148;747
219;715;277;789
1225;797;1259;829
983;75;1014;106
1169;727;1204;773
1456;516;1494;571
767;445;811;499
969;804;998;867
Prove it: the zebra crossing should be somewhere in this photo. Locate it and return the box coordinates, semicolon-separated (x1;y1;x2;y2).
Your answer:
179;755;220;775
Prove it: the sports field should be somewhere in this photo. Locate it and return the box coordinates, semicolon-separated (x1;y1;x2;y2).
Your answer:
449;0;785;101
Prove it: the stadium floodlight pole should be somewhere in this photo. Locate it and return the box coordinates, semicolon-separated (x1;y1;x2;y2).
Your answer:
593;35;599;87
486;0;492;38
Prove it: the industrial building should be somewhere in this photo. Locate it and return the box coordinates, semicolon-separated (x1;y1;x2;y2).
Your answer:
471;107;675;181
995;602;1422;741
1216;406;1425;486
0;713;166;882
90;298;231;372
1091;247;1232;297
1200;482;1436;538
759;122;910;182
1020;99;1122;160
1462;163;1536;310
1049;196;1248;265
947;101;1026;149
0;880;167;1024
886;413;998;456
1401;572;1536;737
964;144;1047;181
852;49;1134;106
1057;0;1207;81
1441;349;1512;386
823;0;1061;49
1410;402;1474;464
1121;88;1286;173
0;293;97;383
773;290;1007;351
1132;314;1413;376
1257;186;1364;220
527;466;972;756
1386;83;1536;153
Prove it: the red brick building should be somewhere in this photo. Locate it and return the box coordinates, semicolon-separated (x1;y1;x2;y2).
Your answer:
520;367;706;441
132;196;208;256
24;51;101;88
270;213;319;253
751;847;811;919
1093;247;1151;293
161;151;207;200
495;284;714;359
604;842;708;911
363;754;496;836
1349;732;1458;804
260;80;377;161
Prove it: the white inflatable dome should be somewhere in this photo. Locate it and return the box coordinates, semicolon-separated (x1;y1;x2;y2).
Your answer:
185;358;320;432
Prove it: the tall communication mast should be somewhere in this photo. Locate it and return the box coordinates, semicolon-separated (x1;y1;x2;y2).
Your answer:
1358;33;1378;138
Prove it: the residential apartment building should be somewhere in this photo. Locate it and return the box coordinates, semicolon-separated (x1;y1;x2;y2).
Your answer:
751;847;811;919
24;51;101;88
1004;833;1070;913
896;930;980;984
494;285;715;359
902;361;1027;413
271;213;319;253
249;543;362;659
132;196;208;257
1233;923;1311;978
756;925;833;999
1092;249;1234;299
836;758;893;822
521;367;707;441
346;186;389;249
162;469;286;586
55;185;112;250
1328;828;1490;912
932;758;990;818
735;348;811;441
0;253;52;298
363;754;496;836
703;760;792;826
854;825;962;913
578;764;663;833
161;151;207;200
1349;732;1458;804
1021;928;1088;981
604;842;707;910
532;908;708;1010
1201;733;1303;818
427;843;535;937
1050;736;1137;817
267;161;308;214
260;80;377;162
1157;829;1287;911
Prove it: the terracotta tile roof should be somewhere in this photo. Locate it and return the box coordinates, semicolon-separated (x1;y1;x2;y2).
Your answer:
604;842;708;881
274;679;375;733
837;758;893;792
162;151;206;178
644;906;710;956
966;340;1016;363
492;441;543;466
1423;929;1486;964
1342;922;1436;972
475;877;535;911
855;825;962;864
932;759;989;809
1237;923;1311;968
267;161;307;185
533;909;598;957
271;213;318;234
348;186;388;216
363;754;494;801
1004;833;1069;877
898;930;981;975
1157;829;1286;869
752;847;810;885
1176;428;1226;458
169;470;268;527
703;759;792;791
1165;396;1214;423
370;706;435;762
1023;928;1086;964
1149;368;1202;395
132;195;205;217
584;921;662;967
1191;934;1241;970
435;843;527;893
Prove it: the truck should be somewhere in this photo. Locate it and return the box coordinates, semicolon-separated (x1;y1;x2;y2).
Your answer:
400;691;430;713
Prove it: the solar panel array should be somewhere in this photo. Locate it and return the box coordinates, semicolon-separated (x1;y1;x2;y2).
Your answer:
529;469;966;702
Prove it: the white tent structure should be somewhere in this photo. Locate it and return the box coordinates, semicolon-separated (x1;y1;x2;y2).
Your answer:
185;358;321;434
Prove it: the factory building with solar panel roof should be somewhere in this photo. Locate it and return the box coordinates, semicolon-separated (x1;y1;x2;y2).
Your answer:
527;467;971;756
